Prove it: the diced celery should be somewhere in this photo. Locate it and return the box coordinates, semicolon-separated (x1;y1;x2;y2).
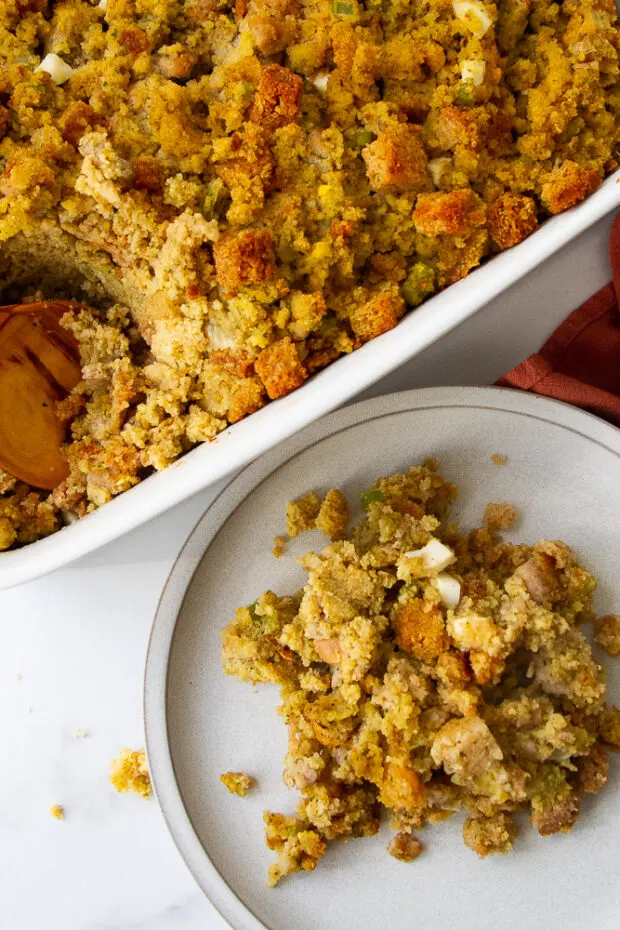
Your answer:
355;129;373;147
203;178;226;219
333;0;355;15
455;81;475;106
236;80;255;102
400;262;436;307
361;489;385;509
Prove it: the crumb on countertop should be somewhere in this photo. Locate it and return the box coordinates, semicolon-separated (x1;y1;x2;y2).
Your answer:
74;729;88;739
109;749;152;799
221;771;255;797
273;536;286;559
594;615;620;657
49;804;64;820
491;454;508;466
484;502;517;531
387;833;423;862
463;812;518;857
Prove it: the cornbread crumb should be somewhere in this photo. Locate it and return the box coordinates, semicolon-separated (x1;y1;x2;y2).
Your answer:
49;805;64;821
286;492;321;538
286;489;349;540
600;706;620;749
579;743;609;794
74;729;88;739
484;502;517;531
221;771;255;797
387;833;423;862
315;489;349;539
273;537;286;558
463;813;517;857
491;454;508;466
109;749;152;799
594;615;620;657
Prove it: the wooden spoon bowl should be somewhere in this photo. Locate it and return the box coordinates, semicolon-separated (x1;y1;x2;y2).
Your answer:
0;301;83;491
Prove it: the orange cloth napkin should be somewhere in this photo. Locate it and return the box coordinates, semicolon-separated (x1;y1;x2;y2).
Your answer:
497;213;620;427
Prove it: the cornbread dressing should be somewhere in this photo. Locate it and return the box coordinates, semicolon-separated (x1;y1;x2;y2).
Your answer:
221;464;620;885
1;0;620;546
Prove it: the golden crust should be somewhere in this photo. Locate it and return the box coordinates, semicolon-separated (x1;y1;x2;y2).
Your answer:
0;0;619;548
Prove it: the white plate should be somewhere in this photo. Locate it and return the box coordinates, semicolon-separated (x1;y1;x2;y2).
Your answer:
2;174;620;587
145;386;620;930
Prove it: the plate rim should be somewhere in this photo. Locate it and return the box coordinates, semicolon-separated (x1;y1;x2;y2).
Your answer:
143;385;620;930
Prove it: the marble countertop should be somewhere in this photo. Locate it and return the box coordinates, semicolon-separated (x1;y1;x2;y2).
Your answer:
1;212;615;930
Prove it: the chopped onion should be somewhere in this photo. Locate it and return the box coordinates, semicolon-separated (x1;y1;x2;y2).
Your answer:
428;157;451;187
460;58;486;86
312;72;329;93
36;53;74;85
453;0;494;37
436;573;461;608
404;539;456;573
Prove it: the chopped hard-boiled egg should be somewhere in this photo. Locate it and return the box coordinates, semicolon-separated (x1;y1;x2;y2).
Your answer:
435;573;461;608
400;539;457;578
460;58;486;86
312;72;329;93
448;611;502;654
452;0;494;37
427;157;451;187
36;53;74;85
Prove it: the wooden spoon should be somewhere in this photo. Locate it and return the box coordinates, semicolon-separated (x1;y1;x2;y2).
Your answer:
0;301;83;490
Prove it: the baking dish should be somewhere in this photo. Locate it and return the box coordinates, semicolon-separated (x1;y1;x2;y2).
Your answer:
1;172;619;588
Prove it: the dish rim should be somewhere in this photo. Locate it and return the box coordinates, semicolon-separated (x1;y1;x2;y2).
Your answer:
1;175;619;588
143;384;620;930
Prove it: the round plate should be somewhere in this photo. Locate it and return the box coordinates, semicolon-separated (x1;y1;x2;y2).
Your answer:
145;387;620;930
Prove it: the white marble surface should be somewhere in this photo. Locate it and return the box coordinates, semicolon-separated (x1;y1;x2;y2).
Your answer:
0;211;616;930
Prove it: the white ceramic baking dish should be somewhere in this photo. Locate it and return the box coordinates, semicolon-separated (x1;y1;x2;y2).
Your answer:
1;173;619;588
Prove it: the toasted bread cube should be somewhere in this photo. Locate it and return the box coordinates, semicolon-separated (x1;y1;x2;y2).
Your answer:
393;597;447;662
349;287;404;343
488;193;538;249
227;376;267;423
362;124;428;192
212;228;275;294
255;336;308;399
541;161;601;215
427;104;512;155
413;189;486;237
59;100;97;147
250;64;303;132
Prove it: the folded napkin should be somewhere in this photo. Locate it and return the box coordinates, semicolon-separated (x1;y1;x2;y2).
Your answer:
498;213;620;427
